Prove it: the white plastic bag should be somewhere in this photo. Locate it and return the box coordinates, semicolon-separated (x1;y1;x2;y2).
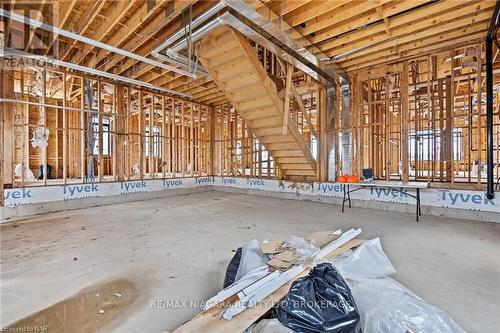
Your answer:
351;277;466;333
286;236;319;259
332;238;396;280
14;164;35;181
31;127;49;148
331;238;465;333
234;239;268;282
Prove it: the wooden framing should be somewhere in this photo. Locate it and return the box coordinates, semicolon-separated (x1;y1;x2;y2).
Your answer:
340;42;500;190
3;67;211;190
0;0;498;199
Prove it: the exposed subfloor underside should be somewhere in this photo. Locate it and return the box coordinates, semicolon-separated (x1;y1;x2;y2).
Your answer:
1;192;499;333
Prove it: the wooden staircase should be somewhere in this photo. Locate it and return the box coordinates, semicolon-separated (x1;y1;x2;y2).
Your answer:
199;26;317;181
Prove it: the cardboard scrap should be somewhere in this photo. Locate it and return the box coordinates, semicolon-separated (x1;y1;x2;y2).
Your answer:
260;240;285;254
265;230;340;270
306;230;340;248
266;250;298;270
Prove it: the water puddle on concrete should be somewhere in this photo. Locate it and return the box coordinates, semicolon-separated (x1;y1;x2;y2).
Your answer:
3;279;138;333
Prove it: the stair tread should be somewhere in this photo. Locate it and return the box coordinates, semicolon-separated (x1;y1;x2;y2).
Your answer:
199;25;317;180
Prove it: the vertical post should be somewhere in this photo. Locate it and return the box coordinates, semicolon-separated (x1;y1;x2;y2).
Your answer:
181;101;185;176
438;79;444;181
385;74;390;180
168;98;173;176
220;108;224;175
138;90;144;179
367;79;374;177
0;60;14;205
249;129;254;177
209;107;215;176
126;87;131;180
486;28;495;198
445;77;453;183
55;98;59;180
172;100;177;176
476;43;482;190
258;135;262;177
41;70;47;185
427;56;432;184
97;82;103;182
80;78;85;182
162;96;167;179
116;86;125;181
225;107;230;175
190;104;194;176
24;77;31;182
282;63;292;135
467;78;472;182
450;53;455;187
62;72;68;184
351;78;360;178
149;94;154;178
233;111;238;175
318;85;328;181
401;62;409;182
431;56;437;181
197;104;202;175
112;85;117;181
242;119;247;175
20;69;25;187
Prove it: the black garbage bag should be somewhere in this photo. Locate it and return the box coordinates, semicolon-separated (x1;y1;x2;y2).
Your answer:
37;164;52;179
223;247;242;288
275;263;360;333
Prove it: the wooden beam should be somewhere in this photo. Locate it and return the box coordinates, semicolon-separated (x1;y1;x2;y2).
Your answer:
340;22;489;68
476;43;482;189
282;62;292;134
299;0;392;35
62;72;67;183
98;1;197;73
285;0;350;27
401;61;409;182
97;82;103;182
139;90;144;179
116;85;126;181
44;0;78;56
318;86;327;181
318;0;474;50
80;78;85;182
325;6;493;57
67;0;136;65
0;60;14;205
61;0;107;61
310;0;430;45
24;0;47;52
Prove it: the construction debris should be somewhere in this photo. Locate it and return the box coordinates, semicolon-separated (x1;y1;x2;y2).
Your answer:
173;228;364;332
260;241;285;255
275;263;360;333
331;239;465;333
174;227;465;333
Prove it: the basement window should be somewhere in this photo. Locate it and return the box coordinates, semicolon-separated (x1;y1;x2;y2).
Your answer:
408;129;462;162
145;127;161;158
92;117;111;156
310;137;318;159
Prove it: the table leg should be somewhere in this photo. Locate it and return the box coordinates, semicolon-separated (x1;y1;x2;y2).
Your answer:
416;188;420;222
418;189;422;216
348;184;351;208
342;184;346;212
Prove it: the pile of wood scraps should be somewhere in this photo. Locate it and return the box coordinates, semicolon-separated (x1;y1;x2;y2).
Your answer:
173;228;364;333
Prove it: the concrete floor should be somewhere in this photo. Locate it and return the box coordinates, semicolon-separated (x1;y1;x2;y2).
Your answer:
1;191;499;333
